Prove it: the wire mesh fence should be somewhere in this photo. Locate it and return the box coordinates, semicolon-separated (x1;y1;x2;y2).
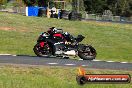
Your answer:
0;5;26;14
85;14;132;22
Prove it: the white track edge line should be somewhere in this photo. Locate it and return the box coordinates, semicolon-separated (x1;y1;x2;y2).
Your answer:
47;63;58;65
106;61;115;62
93;60;101;61
0;54;17;56
0;54;12;55
120;62;128;63
64;64;76;66
81;65;88;66
78;59;83;60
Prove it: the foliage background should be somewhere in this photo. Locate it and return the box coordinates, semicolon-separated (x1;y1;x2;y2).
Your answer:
0;0;131;17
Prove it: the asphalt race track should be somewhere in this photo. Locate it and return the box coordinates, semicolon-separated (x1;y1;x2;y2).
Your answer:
0;55;132;71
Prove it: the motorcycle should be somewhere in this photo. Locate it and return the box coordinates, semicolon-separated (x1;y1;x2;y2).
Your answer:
33;28;97;60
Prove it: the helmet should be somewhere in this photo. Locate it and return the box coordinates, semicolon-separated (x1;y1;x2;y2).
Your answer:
49;27;55;30
48;27;63;34
64;32;70;36
53;28;63;33
53;28;58;32
47;27;55;34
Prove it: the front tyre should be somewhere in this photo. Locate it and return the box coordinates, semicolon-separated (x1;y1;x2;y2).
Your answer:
78;45;97;60
33;43;52;57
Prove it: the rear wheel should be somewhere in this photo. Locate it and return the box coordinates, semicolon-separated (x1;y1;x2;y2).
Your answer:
33;43;52;57
78;45;97;60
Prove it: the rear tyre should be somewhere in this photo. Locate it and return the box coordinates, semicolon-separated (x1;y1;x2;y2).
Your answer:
78;45;97;60
33;43;52;57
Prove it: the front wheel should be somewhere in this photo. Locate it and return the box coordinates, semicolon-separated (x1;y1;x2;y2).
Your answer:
78;45;97;60
33;43;52;57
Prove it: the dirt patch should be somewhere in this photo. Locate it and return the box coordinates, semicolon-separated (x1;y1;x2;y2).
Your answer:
0;27;15;31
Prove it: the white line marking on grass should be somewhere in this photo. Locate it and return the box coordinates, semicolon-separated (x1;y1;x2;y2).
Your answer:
65;64;76;66
47;63;58;65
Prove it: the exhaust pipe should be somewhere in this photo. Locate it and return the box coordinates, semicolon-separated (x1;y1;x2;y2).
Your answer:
64;50;76;56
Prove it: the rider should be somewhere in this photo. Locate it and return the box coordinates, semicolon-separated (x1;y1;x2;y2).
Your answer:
41;27;75;55
47;27;75;43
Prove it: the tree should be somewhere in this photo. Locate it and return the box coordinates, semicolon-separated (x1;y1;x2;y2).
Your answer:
38;0;47;7
84;0;132;17
106;0;132;17
118;0;132;17
22;0;49;7
84;0;107;14
22;0;38;6
0;0;7;5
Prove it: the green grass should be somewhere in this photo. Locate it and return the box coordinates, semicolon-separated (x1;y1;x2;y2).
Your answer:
0;12;132;62
0;65;132;88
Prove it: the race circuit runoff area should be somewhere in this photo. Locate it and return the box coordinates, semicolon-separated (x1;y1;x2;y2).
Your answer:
0;54;132;71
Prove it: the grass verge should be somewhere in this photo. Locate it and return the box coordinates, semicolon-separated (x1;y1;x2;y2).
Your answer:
0;65;132;88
